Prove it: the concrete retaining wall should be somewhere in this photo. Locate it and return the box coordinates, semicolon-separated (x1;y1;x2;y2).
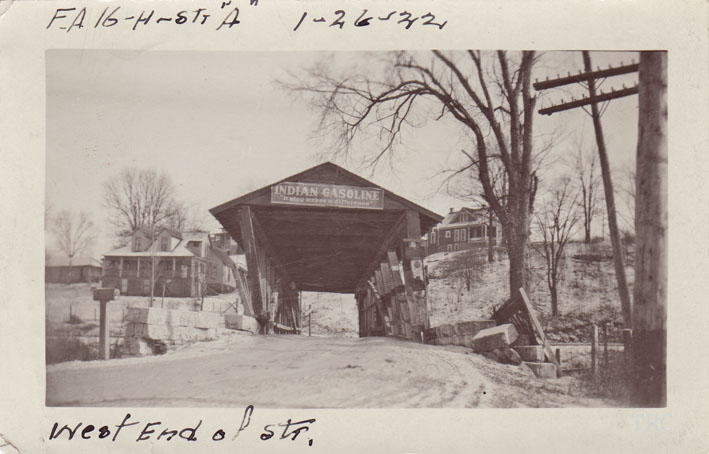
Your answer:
423;320;496;347
224;314;258;333
124;307;227;356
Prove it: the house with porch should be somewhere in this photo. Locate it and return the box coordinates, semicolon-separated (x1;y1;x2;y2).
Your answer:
426;207;502;254
101;228;237;297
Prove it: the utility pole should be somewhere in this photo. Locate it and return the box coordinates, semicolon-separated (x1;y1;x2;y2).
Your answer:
533;52;636;328
631;51;667;407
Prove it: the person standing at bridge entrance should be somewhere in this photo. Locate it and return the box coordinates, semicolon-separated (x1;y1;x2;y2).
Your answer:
269;287;279;334
256;311;270;335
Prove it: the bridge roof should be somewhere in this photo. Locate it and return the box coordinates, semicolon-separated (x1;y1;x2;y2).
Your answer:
209;162;442;293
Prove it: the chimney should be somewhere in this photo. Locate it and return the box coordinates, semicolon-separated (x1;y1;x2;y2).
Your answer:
449;207;454;213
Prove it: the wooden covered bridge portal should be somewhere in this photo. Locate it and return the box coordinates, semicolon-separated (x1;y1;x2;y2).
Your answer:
210;163;442;339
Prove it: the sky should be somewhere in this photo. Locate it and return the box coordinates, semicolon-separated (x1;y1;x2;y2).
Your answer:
45;49;639;257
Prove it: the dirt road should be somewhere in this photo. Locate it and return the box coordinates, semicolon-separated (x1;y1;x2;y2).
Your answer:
46;333;607;408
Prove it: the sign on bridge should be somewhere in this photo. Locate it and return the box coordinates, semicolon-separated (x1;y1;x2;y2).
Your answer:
271;181;384;210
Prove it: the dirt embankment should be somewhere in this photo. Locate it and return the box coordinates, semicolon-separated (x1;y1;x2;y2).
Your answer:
425;241;632;342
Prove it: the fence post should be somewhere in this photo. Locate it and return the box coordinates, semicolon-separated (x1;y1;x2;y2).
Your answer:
591;324;599;386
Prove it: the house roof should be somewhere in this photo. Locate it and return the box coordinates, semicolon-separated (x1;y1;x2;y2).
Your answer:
229;254;247;271
102;245;196;258
133;226;153;237
46;256;102;268
158;227;183;240
209;246;235;267
102;229;222;258
182;231;210;242
441;207;489;225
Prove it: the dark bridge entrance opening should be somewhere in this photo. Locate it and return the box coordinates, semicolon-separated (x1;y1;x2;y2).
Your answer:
210;162;442;339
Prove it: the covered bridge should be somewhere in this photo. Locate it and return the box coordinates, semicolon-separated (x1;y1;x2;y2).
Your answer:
209;162;442;338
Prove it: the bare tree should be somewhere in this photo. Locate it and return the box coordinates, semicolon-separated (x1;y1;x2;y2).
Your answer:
51;209;95;282
103;168;184;241
533;177;580;316
440;248;485;291
167;202;210;232
287;50;541;296
104;168;194;306
574;145;602;244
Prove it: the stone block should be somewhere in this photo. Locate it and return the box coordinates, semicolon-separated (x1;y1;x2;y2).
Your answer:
524;361;558;378
141;324;171;340
224;314;258;333
438;324;454;337
455;320;497;336
124;337;152;356
437;335;452;345
500;346;523;365
423;327;438;343
124;322;138;338
459;334;475;348
471;323;519;353
514;345;545;362
126;307;169;325
512;333;533;347
194;312;222;329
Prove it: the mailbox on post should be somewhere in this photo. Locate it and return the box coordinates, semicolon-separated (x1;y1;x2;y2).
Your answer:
93;287;120;360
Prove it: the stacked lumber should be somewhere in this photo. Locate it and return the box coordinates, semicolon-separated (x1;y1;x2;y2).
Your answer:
356;248;428;340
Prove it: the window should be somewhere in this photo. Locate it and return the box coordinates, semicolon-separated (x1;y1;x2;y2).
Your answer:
461;228;467;242
445;230;451;239
133;237;142;252
489;225;497;239
471;226;483;238
160;237;169;251
446;244;453;252
454;229;460;242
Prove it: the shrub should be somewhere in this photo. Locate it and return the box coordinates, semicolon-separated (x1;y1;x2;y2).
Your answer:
46;335;96;364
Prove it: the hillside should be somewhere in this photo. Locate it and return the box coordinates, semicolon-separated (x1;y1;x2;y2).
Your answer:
426;241;634;342
301;291;359;337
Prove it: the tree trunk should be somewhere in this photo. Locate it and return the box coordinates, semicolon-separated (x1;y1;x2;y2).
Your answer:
550;284;558;316
631;51;667;407
584;224;591;244
487;209;495;263
504;221;529;294
150;255;155;307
